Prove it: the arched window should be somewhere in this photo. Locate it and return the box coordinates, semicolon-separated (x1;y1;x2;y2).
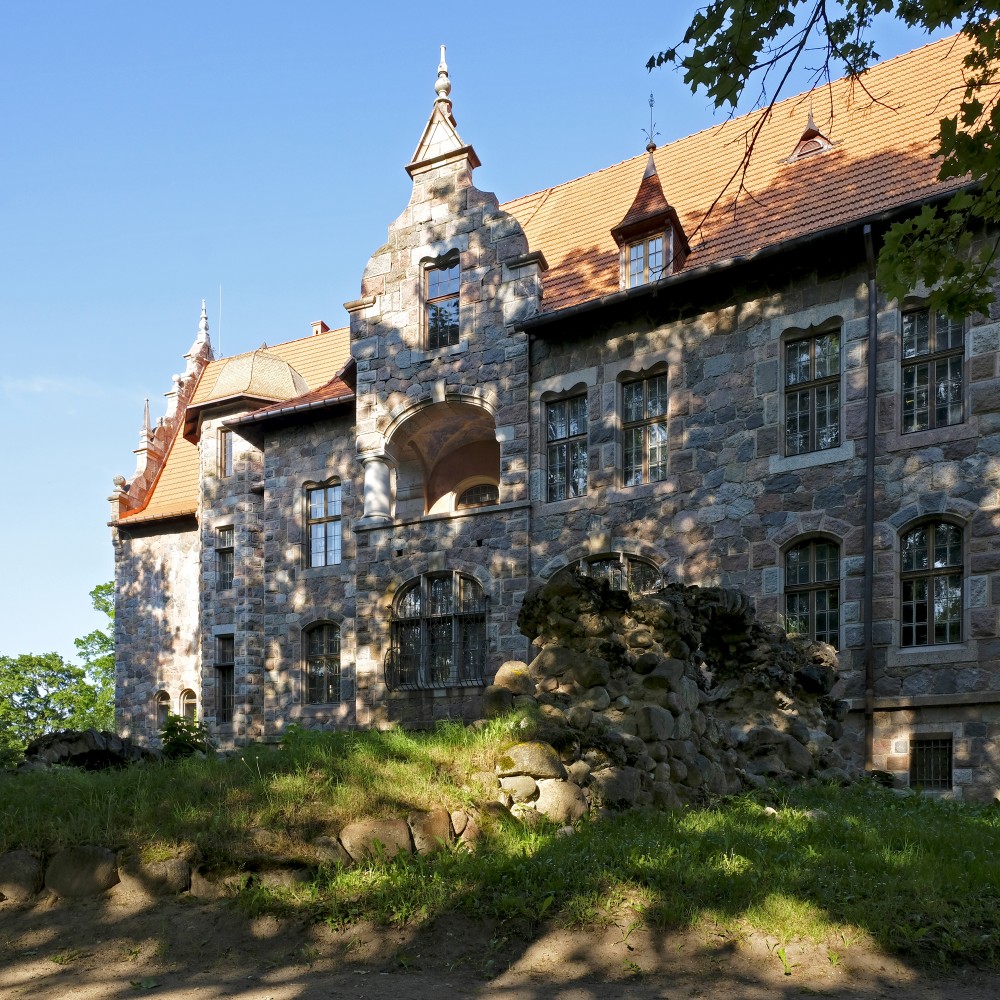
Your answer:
305;624;341;704
577;553;660;596
180;689;197;721
456;482;499;508
784;539;840;647
387;573;487;690
901;522;962;646
155;691;170;730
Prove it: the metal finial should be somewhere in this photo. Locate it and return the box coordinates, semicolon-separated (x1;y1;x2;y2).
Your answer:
198;298;209;336
642;92;660;152
435;44;452;105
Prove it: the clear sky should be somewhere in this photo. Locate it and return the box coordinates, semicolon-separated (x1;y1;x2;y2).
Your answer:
0;2;952;663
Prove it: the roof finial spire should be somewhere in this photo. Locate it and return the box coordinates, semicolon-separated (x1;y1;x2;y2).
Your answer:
199;298;209;337
434;44;452;114
642;92;659;154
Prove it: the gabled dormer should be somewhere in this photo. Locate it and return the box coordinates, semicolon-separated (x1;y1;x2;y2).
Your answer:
788;110;834;161
611;143;689;289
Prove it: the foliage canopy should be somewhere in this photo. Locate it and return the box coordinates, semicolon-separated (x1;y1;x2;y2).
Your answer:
650;1;1000;316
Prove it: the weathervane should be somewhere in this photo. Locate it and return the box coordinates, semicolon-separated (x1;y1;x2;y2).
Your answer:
642;92;660;152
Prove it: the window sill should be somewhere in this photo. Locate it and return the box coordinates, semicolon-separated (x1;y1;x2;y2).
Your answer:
299;564;348;580
769;441;855;474
882;420;977;453
355;500;530;532
539;494;596;514
885;642;976;668
411;339;468;364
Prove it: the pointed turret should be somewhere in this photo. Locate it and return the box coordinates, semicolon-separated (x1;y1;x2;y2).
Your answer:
406;45;481;177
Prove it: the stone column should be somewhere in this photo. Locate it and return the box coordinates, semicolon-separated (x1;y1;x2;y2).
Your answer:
360;455;393;523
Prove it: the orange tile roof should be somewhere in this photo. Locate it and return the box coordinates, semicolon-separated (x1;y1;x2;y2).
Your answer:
504;34;973;313
119;325;351;524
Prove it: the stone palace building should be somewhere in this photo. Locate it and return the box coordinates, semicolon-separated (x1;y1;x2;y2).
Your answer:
110;38;1000;798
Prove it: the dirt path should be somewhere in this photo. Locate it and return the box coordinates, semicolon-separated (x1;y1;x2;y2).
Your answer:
1;892;996;999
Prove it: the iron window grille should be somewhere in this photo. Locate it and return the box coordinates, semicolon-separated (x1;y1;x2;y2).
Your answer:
386;572;487;691
901;521;962;647
784;330;841;455
216;526;235;591
784;539;840;647
580;553;661;596
622;375;669;486
546;395;588;501
215;635;235;725
426;262;460;350
909;736;953;790
307;482;342;567
902;308;964;433
305;623;342;704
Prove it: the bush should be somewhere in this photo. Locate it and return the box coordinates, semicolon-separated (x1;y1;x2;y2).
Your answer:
160;713;214;759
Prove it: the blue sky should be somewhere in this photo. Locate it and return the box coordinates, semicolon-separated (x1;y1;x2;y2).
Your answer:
0;2;952;662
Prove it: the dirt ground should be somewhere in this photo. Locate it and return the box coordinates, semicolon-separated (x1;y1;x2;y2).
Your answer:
1;890;997;1000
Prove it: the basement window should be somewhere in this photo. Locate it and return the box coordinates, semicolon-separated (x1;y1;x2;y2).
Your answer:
909;736;953;790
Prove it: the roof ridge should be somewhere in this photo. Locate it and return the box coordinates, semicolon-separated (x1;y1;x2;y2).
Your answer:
212;324;350;364
501;31;961;212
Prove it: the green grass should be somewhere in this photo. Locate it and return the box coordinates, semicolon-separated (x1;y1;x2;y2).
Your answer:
3;721;999;968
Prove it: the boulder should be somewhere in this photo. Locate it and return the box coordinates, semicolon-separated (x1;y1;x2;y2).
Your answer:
590;767;643;808
312;836;354;867
492;661;534;695
482;685;514;718
534;778;588;824
635;705;674;742
496;742;567;779
338;818;413;862
0;850;41;903
44;846;119;897
117;856;191;897
528;646;577;680
407;808;453;854
499;775;538;803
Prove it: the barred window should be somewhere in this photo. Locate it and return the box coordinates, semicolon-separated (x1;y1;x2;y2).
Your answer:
910;736;953;790
387;572;487;690
215;635;235;725
785;330;841;455
580;553;660;596
547;395;588;501
217;526;234;591
901;522;962;647
427;262;460;350
305;623;341;704
307;482;342;567
622;375;669;486
902;308;964;433
784;539;840;647
627;234;666;287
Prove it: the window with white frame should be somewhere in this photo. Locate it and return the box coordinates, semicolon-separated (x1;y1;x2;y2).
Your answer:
901;521;962;647
426;261;460;350
218;428;234;477
180;689;197;721
785;329;841;455
387;572;487;690
901;308;964;433
155;691;170;730
546;395;588;501
456;482;499;509
627;234;667;287
622;374;669;486
305;623;341;704
784;539;840;647
307;481;342;567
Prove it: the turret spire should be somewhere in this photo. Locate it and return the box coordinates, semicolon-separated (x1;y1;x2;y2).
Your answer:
435;44;452;115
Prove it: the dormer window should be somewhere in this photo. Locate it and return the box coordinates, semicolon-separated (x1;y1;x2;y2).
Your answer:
426;262;460;350
611;145;688;290
628;234;668;288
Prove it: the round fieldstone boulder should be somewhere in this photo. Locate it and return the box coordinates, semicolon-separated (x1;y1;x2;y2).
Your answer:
0;850;42;903
500;775;538;803
407;808;453;855
117;857;191;897
482;685;514;718
590;767;643;808
493;661;534;695
44;846;119;897
534;778;588;824
496;741;567;779
338;818;413;862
